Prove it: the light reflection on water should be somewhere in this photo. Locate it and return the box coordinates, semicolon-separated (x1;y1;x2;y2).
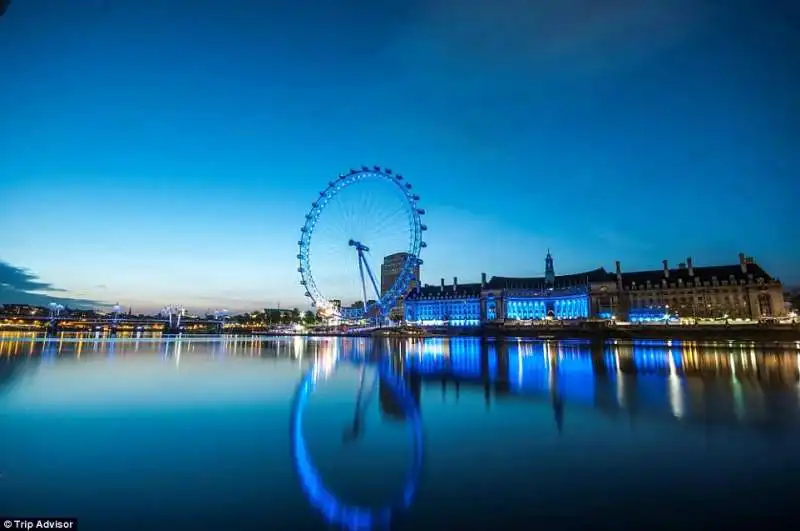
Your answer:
1;333;800;530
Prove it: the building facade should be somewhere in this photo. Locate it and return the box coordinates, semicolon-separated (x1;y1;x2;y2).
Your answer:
403;252;786;326
615;253;786;322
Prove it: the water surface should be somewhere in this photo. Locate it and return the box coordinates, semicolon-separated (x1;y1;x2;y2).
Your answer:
1;334;799;530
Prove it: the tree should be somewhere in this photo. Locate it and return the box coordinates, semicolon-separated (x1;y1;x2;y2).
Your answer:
290;308;301;323
266;309;282;325
303;311;316;326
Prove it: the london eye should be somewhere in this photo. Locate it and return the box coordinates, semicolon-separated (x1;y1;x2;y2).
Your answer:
297;166;426;321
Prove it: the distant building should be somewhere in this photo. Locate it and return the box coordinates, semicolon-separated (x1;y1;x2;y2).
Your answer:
402;252;786;325
381;252;421;320
615;254;786;321
0;304;43;316
381;252;420;294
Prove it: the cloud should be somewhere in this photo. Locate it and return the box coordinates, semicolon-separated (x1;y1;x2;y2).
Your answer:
0;261;107;309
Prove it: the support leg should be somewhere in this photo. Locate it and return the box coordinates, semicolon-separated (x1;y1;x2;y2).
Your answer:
357;252;370;320
359;251;386;324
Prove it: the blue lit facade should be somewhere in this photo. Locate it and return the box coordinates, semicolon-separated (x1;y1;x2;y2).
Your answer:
399;253;788;326
628;307;675;323
503;287;590;320
404;284;594;325
403;253;617;326
339;306;363;320
403;279;482;326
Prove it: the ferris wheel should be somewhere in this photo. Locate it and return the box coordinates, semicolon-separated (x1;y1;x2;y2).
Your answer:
297;166;426;320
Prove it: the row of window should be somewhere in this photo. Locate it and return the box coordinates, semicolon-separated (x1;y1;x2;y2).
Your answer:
405;296;590;321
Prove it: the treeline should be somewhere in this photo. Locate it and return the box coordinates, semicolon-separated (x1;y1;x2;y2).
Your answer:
222;308;318;326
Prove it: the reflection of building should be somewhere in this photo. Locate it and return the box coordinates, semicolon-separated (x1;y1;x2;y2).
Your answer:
403;336;800;430
403;252;786;325
379;373;421;421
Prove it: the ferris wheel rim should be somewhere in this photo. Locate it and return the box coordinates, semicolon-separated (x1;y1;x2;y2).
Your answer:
297;167;425;318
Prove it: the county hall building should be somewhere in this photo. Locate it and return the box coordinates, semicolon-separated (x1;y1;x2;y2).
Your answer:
402;251;786;326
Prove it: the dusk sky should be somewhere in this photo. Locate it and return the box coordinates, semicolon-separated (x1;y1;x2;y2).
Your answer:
1;0;798;313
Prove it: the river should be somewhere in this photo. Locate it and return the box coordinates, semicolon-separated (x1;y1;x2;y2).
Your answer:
1;334;799;530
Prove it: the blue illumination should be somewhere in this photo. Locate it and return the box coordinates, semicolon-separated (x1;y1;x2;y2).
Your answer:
628;307;676;323
486;295;497;321
487;343;498;382
404;296;481;326
605;340;683;370
631;341;683;371
290;358;423;530
340;307;364;320
41;340;57;362
507;342;595;402
505;294;589;320
508;343;549;393
449;338;482;378
404;289;592;325
404;338;488;378
556;356;595;403
298;167;424;319
604;350;618;372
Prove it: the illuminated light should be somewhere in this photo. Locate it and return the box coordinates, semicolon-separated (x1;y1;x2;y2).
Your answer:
290;358;423;530
667;349;684;419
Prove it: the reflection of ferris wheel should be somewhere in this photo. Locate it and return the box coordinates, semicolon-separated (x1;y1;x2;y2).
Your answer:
290;356;423;530
297;166;426;320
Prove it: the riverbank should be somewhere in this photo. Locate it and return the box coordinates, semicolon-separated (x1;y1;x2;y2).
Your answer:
3;323;799;342
457;323;800;342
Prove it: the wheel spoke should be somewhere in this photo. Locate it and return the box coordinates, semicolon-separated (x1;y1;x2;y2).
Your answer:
298;168;425;320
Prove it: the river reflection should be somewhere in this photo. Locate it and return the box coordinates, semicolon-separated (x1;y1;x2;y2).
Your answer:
1;333;800;530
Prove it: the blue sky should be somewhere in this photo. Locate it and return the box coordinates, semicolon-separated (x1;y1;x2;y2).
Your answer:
1;0;798;313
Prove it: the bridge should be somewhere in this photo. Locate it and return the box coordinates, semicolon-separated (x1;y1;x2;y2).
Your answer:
0;303;227;335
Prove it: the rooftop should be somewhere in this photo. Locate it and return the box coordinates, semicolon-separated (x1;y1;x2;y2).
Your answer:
486;268;613;290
